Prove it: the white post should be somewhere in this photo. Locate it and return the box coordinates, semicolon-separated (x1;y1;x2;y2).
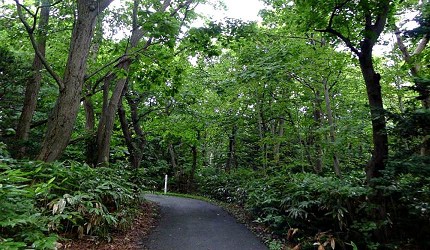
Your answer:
164;174;168;194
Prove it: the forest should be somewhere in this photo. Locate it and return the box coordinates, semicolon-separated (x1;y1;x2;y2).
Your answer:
0;0;429;249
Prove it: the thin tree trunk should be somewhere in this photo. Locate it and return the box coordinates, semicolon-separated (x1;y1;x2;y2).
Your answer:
273;118;284;163
118;95;140;168
118;91;147;168
226;126;237;172
127;98;146;168
312;90;323;173
83;16;104;165
96;71;131;165
83;96;97;164
168;144;180;177
323;79;341;176
188;131;199;192
37;0;112;161
258;97;268;168
15;0;50;158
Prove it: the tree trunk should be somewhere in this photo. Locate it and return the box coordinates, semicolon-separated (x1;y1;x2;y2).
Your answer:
37;0;112;162
359;48;388;181
317;0;390;180
126;93;147;168
257;96;268;168
323;79;341;176
15;0;50;158
117;90;147;169
273;118;285;163
168;143;180;177
312;90;323;173
226;126;237;171
83;96;97;164
95;0;176;165
188;138;198;192
118;96;141;168
83;12;104;165
96;71;131;165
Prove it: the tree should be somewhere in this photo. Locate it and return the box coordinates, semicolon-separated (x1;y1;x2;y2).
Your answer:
95;0;195;166
394;0;430;155
288;0;393;180
15;0;114;161
14;0;50;158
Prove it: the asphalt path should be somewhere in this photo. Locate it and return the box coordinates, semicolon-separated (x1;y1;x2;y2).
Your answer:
143;194;268;250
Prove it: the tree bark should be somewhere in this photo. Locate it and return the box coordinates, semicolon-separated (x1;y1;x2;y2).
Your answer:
15;0;50;158
37;0;112;162
118;96;141;169
83;96;97;164
117;90;147;169
359;47;388;180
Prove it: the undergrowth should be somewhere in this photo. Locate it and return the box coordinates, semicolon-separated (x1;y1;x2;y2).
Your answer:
0;143;145;249
196;164;430;250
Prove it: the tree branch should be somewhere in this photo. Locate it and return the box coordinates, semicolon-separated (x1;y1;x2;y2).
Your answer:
394;26;412;63
15;1;64;89
395;26;429;77
414;34;430;55
373;1;390;36
316;27;360;56
98;0;114;14
328;0;351;28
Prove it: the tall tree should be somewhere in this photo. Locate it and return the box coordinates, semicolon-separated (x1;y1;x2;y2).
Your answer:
15;0;113;161
394;0;430;155
15;0;50;158
289;0;393;180
95;0;195;165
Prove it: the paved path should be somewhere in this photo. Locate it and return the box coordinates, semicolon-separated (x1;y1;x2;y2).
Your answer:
143;194;267;250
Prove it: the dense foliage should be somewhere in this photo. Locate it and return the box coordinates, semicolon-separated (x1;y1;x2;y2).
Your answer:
0;143;145;248
1;0;429;249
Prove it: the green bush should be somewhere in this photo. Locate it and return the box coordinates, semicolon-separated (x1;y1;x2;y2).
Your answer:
246;172;369;235
0;159;58;249
196;167;255;205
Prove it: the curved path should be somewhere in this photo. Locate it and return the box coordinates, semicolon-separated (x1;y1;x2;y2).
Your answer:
143;194;267;250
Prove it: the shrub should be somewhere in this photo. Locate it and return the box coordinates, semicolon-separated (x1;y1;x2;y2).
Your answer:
0;159;58;249
0;156;145;248
196;167;255;205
